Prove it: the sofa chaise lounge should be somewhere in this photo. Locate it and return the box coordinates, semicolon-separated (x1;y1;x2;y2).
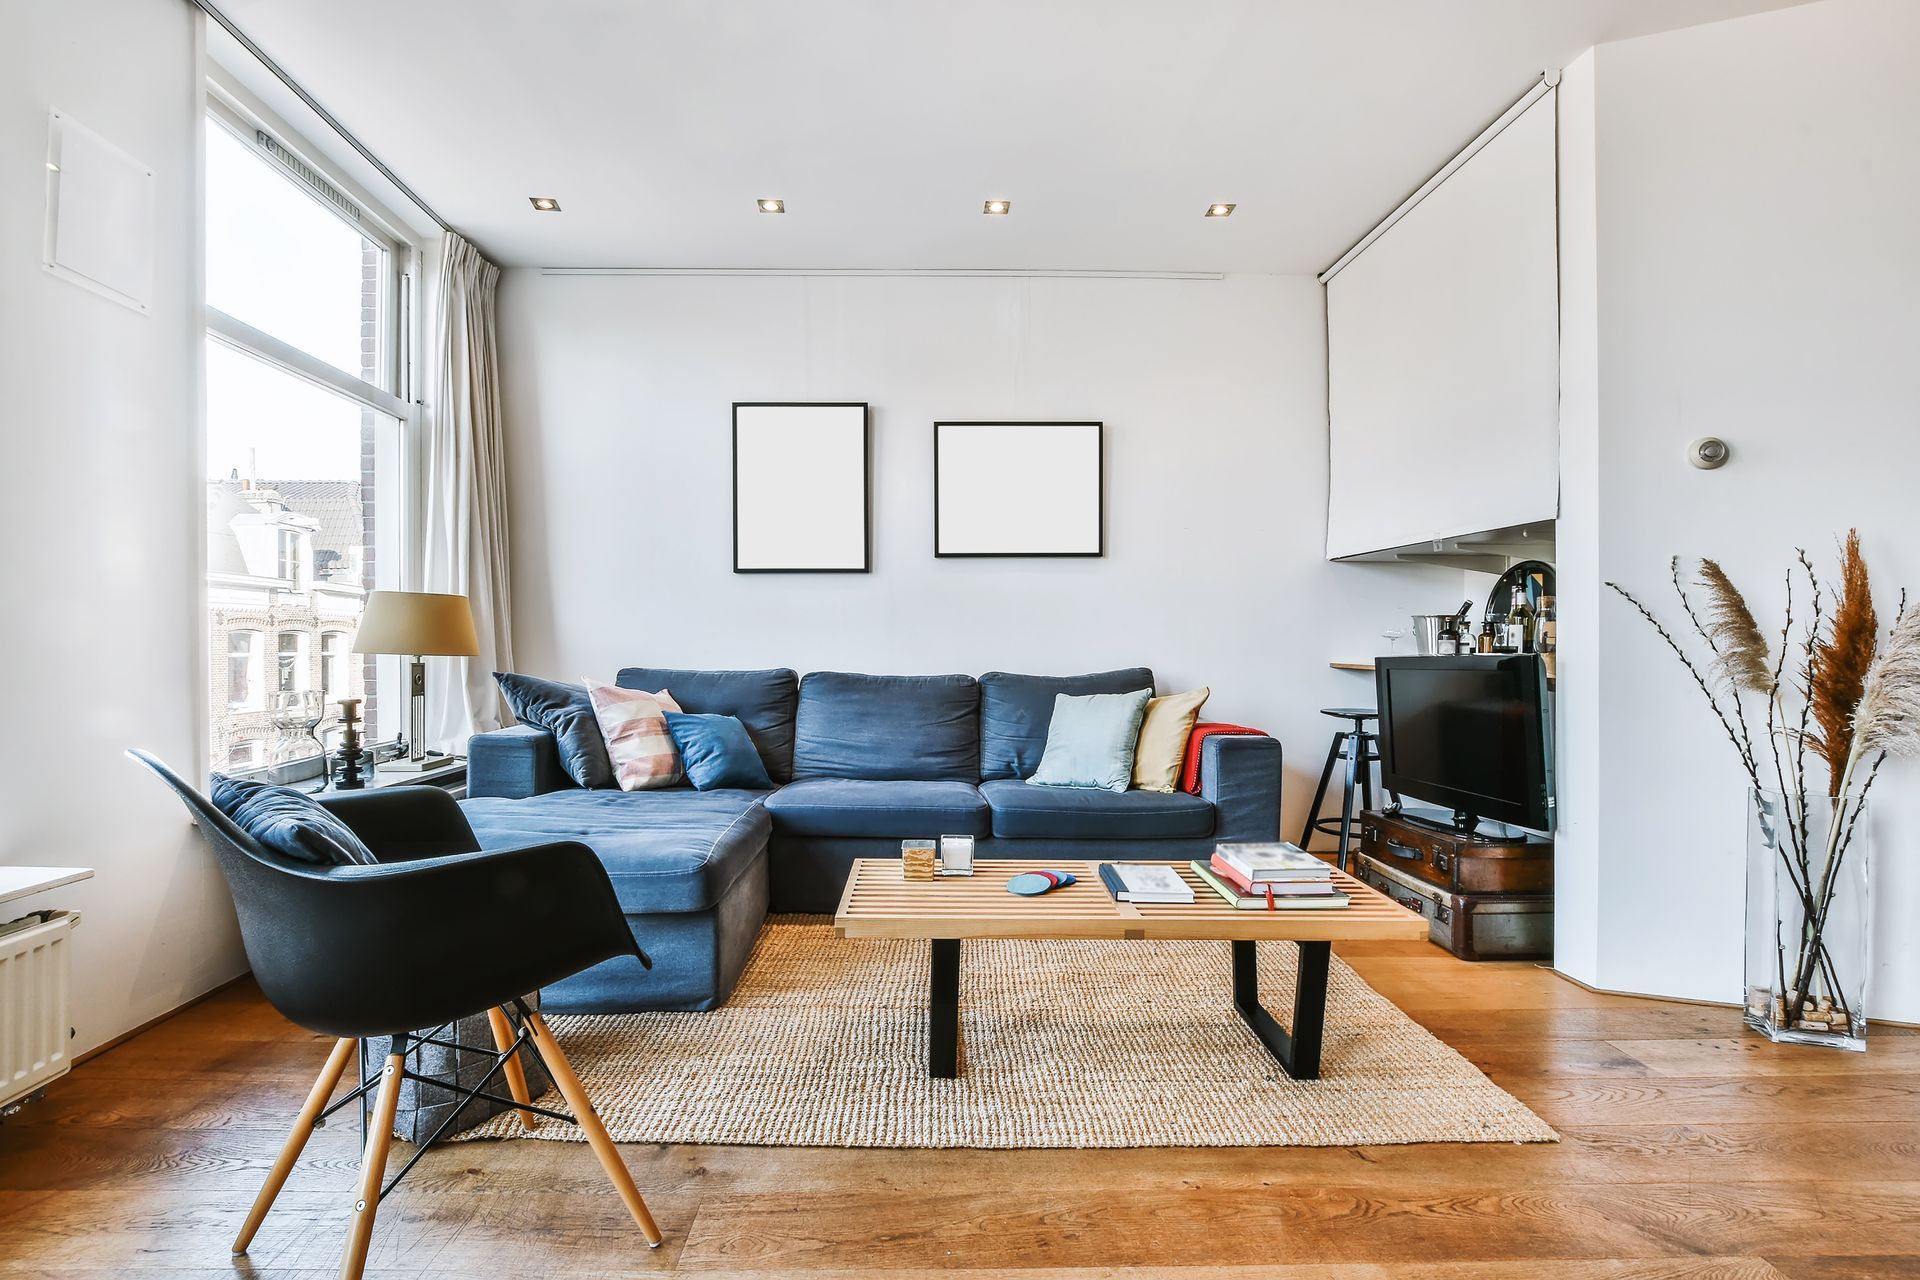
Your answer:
460;667;1282;1013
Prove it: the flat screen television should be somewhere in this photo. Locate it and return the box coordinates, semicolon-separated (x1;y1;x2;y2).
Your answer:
1374;655;1553;835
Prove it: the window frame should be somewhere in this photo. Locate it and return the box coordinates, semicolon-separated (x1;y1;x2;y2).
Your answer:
202;75;423;773
203;93;414;422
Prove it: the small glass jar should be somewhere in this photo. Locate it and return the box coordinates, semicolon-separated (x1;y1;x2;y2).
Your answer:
938;834;976;876
900;839;938;881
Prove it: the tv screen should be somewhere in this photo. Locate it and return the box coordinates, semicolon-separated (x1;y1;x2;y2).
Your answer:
1375;656;1552;832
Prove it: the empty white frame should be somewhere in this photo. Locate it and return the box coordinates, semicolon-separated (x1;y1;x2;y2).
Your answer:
935;422;1104;557
733;403;870;573
44;110;155;314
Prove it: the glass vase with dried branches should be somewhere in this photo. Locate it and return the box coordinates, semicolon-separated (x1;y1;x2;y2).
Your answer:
1609;532;1918;1049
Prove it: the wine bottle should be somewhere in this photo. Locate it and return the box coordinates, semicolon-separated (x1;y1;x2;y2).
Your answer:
1512;588;1539;654
1494;585;1523;653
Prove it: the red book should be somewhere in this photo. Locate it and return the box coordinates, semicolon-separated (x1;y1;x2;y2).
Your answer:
1208;854;1338;897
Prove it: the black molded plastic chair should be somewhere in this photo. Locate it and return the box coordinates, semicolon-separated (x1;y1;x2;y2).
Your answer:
128;750;662;1278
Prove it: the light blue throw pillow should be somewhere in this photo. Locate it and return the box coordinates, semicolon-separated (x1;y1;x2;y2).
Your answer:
664;711;776;791
1025;689;1154;792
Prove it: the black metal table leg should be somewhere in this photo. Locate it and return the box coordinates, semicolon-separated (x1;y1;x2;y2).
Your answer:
1232;939;1331;1080
929;938;960;1078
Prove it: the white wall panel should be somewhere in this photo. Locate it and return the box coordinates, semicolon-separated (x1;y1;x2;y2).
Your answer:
1326;95;1560;560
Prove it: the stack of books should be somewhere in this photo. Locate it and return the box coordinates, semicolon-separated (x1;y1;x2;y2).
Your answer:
1192;842;1349;911
1097;862;1195;904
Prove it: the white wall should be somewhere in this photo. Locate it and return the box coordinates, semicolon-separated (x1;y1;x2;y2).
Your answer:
1;1;248;1053
1560;0;1920;1017
497;271;1460;837
1552;47;1604;989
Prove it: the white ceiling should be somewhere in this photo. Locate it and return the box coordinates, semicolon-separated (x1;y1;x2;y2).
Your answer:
213;0;1805;273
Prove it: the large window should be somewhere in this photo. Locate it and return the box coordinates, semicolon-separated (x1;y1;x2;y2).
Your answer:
204;95;411;776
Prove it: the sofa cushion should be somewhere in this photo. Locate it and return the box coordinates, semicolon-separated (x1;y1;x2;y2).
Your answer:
792;672;980;781
617;667;799;783
763;778;990;838
461;789;771;914
979;779;1214;840
978;668;1155;781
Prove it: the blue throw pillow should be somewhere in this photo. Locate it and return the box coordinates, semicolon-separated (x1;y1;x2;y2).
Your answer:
1026;688;1154;792
663;712;775;791
495;671;613;789
210;774;379;866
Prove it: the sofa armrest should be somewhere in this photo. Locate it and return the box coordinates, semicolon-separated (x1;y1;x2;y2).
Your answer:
468;725;577;799
1198;733;1282;842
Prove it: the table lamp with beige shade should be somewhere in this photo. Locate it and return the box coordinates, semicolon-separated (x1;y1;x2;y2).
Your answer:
351;590;480;771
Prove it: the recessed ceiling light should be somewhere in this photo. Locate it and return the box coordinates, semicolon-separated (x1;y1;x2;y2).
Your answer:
983;199;1011;215
1205;203;1236;218
758;198;786;214
529;196;560;212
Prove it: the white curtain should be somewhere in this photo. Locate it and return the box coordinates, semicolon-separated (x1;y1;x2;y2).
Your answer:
422;232;512;750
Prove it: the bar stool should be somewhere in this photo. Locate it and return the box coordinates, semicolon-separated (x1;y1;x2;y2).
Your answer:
1297;708;1379;872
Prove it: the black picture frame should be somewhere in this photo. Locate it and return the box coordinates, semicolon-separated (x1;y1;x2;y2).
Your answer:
933;421;1105;558
732;402;872;574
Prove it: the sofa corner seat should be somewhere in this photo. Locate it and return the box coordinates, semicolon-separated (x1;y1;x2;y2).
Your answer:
461;786;771;1013
464;667;1283;1008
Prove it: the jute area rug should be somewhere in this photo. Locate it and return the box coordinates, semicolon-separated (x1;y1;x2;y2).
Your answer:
465;916;1556;1149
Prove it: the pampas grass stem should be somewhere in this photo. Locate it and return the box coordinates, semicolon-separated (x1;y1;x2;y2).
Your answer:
1810;530;1878;792
1696;557;1776;695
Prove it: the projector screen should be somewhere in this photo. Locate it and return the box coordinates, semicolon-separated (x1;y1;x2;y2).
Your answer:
1325;92;1559;561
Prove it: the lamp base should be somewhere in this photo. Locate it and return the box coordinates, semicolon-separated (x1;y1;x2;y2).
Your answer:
380;755;457;773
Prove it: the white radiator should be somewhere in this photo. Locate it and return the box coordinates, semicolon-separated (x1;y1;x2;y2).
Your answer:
1;911;79;1110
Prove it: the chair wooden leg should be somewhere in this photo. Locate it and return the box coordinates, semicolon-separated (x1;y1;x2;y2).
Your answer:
233;1036;356;1255
338;1051;404;1280
487;1006;539;1131
525;1011;663;1248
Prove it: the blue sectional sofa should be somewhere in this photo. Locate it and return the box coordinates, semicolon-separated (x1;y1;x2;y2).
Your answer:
461;667;1282;1013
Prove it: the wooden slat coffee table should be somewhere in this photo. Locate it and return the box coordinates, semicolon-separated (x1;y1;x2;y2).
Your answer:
833;857;1426;1080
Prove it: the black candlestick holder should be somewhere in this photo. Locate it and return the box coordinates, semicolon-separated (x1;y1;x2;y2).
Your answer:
332;698;367;790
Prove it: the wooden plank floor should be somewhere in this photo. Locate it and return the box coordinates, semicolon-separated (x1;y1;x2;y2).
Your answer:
2;939;1917;1278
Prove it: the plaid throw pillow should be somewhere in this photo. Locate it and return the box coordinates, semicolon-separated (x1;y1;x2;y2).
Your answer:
585;679;684;790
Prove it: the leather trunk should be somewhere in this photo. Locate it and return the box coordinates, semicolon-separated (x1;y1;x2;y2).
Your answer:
1358;809;1553;896
1354;851;1553;963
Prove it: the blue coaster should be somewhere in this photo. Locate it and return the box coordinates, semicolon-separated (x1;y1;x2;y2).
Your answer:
1007;869;1077;896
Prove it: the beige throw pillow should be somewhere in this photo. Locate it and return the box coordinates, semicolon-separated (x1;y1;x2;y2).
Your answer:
1130;687;1210;792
